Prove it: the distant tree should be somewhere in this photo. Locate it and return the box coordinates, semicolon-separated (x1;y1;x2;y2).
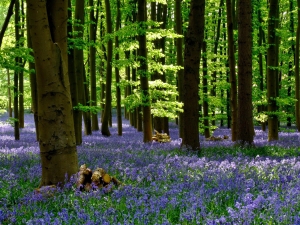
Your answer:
181;0;205;150
237;0;254;145
27;0;78;186
267;0;279;140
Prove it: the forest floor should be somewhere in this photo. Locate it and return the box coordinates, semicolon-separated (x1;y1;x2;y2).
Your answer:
1;113;300;224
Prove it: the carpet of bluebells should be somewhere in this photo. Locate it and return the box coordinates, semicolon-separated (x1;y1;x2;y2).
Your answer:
1;113;300;224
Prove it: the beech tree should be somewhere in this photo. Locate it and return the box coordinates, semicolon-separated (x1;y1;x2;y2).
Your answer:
27;0;78;186
181;0;205;150
237;0;254;145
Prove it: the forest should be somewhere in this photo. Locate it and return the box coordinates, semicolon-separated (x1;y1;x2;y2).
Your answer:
1;0;300;224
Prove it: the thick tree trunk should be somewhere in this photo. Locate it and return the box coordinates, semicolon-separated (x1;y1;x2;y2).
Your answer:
27;0;78;186
101;0;113;136
267;0;279;139
226;0;238;141
138;0;152;142
175;0;184;138
237;0;254;145
181;0;205;150
115;0;122;136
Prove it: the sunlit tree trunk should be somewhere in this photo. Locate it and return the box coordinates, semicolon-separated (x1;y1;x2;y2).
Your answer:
27;0;78;186
267;0;279;139
237;0;254;146
138;0;152;142
101;0;113;136
226;0;238;141
181;0;205;150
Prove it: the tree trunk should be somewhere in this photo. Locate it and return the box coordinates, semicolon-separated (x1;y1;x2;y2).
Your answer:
0;0;16;48
226;0;238;141
138;0;152;142
14;0;20;140
237;0;254;146
27;12;38;140
83;66;92;135
27;0;78;186
115;0;122;136
267;0;279;139
73;0;85;144
181;0;205;150
295;0;300;131
101;0;113;136
175;0;184;138
7;69;12;117
90;0;100;131
202;39;210;138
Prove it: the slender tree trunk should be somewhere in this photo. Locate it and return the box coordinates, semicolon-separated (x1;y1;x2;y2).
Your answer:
0;0;16;48
267;0;280;139
226;0;238;141
83;66;92;135
175;0;184;138
73;0;85;144
115;0;122;136
67;0;80;144
287;0;294;127
27;0;78;186
101;0;113;136
27;12;38;140
7;69;12;117
237;0;254;145
181;0;205;150
295;0;300;131
90;0;100;131
138;0;152;142
202;39;210;138
14;0;20;140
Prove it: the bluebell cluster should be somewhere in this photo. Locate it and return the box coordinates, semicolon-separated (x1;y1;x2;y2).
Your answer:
1;113;300;224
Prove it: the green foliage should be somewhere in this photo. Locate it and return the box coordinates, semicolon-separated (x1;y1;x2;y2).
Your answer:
73;103;101;115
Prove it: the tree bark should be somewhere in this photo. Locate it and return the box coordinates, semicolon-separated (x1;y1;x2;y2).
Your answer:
181;0;205;150
175;0;184;138
202;39;210;138
295;0;300;131
0;0;16;48
115;0;122;136
27;0;78;186
14;0;20;140
101;0;113;136
237;0;254;145
226;0;238;141
138;0;152;142
90;0;100;131
267;0;279;139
